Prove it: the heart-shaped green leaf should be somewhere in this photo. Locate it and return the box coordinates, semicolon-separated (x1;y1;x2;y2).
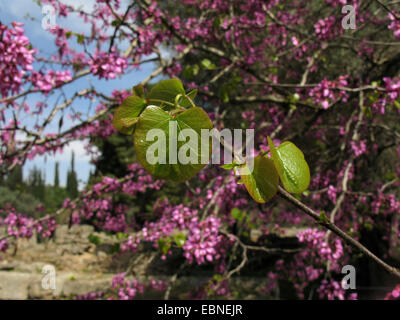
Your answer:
240;155;279;203
113;95;147;135
147;79;185;109
134;105;213;182
267;136;310;193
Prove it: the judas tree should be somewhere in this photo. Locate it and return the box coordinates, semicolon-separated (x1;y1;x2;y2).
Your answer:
0;0;400;300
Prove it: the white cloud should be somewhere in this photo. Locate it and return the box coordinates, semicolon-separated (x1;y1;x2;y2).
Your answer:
52;140;95;163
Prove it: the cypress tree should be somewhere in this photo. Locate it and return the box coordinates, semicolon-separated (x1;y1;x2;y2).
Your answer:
66;152;78;198
54;162;60;188
28;166;45;201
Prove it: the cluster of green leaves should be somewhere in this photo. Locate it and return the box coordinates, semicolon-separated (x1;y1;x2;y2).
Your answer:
157;231;186;255
182;58;216;79
232;137;310;204
113;79;310;205
113;79;213;182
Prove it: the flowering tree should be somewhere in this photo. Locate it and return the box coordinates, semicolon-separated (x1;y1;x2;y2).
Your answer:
1;0;400;300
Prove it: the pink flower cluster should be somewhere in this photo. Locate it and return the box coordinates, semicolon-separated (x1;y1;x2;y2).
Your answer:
272;228;353;300
0;208;56;254
0;22;35;97
327;185;337;204
388;12;400;38
75;291;104;300
89;49;128;80
383;77;400;103
63;163;163;232
350;140;367;158
308;76;349;109
112;273;145;300
110;273;167;300
76;273;168;300
317;279;357;300
297;228;344;268
31;70;72;93
372;77;400;114
314;17;339;41
183;216;223;264
120;201;225;265
3;212;35;239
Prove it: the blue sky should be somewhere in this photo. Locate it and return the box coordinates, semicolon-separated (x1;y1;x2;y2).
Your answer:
0;0;158;189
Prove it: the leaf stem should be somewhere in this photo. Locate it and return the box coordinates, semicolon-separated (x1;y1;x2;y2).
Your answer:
148;98;186;111
147;98;175;107
184;94;197;108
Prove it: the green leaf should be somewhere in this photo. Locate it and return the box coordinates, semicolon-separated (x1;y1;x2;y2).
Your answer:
157;238;171;255
88;234;101;245
267;137;310;194
116;232;129;240
213;16;223;28
180;89;198;108
221;163;239;170
120;116;139;127
220;87;229;103
240;156;279;203
147;79;185;108
319;211;329;224
113;95;147;135
77;34;84;44
231;208;245;221
182;65;199;79
200;59;216;70
111;20;121;27
173;232;186;247
134;105;213;182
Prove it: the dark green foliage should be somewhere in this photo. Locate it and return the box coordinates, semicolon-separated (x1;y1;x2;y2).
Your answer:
27;166;45;202
54;162;60;188
6;164;23;191
66;152;78;199
92;133;136;178
0;186;41;217
43;185;68;213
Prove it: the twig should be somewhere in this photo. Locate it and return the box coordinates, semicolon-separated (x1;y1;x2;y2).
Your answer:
277;186;400;280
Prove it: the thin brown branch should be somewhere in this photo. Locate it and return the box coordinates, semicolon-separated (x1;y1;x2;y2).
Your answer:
277;186;400;280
